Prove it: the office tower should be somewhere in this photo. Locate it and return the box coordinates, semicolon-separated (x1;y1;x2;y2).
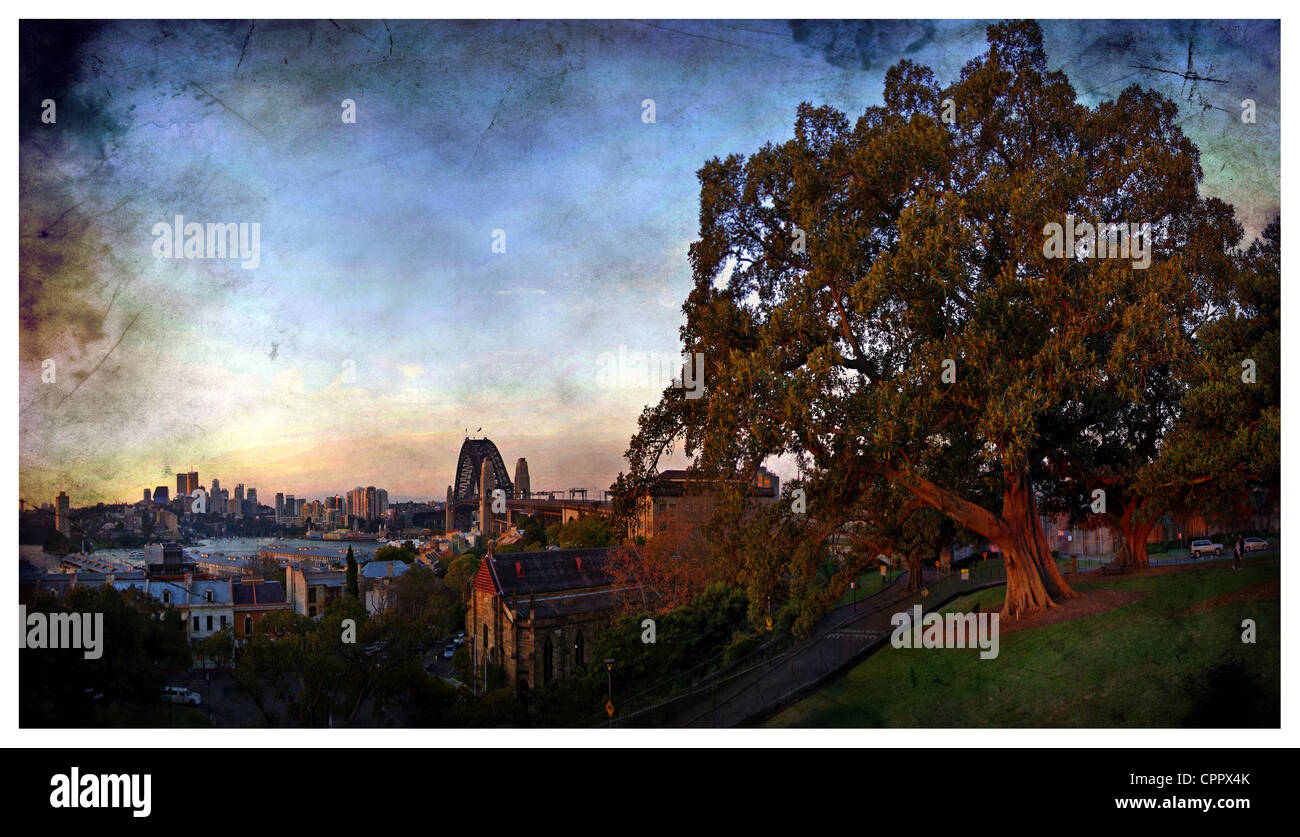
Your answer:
211;478;220;497
186;471;199;494
153;486;170;504
176;473;187;499
247;488;257;511
376;488;389;517
295;498;306;516
55;491;71;537
275;492;285;516
233;484;244;518
446;485;453;532
219;488;229;516
284;494;295;519
143;488;152;503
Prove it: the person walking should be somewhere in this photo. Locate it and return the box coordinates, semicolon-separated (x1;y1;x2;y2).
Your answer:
1233;534;1244;570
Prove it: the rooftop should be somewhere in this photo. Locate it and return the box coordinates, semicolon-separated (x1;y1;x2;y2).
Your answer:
477;548;615;598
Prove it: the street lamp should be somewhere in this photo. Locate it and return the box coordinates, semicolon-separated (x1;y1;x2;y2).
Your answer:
603;658;615;727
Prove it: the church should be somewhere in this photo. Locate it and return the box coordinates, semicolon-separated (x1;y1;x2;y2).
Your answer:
467;547;628;696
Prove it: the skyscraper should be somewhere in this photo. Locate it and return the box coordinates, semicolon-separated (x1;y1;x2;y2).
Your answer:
275;492;285;517
186;471;199;494
153;485;170;504
233;484;244;518
55;491;70;537
176;473;187;500
143;488;152;503
247;488;258;512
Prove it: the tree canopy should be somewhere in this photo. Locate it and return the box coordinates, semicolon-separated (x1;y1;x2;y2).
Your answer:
615;20;1256;624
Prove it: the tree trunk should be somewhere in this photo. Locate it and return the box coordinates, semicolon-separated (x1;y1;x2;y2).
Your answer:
999;471;1080;619
906;552;924;593
1110;499;1155;568
881;463;1079;619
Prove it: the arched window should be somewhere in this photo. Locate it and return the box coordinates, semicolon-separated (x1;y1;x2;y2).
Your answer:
574;631;585;668
481;623;488;658
543;636;554;684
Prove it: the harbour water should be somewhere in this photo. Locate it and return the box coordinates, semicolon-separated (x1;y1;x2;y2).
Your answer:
20;536;393;572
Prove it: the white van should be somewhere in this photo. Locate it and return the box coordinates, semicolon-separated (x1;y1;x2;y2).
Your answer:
161;686;201;706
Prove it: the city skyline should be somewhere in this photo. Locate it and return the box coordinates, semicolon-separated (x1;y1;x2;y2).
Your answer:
20;20;1280;504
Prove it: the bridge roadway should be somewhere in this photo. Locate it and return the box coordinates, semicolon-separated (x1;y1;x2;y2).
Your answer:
446;494;612;533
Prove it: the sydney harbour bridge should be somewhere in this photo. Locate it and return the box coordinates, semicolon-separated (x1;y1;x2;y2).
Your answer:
444;436;610;535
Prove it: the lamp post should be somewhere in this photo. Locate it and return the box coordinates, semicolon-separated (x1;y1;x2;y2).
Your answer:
604;658;615;727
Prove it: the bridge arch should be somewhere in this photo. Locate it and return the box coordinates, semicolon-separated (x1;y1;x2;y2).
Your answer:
453;437;514;501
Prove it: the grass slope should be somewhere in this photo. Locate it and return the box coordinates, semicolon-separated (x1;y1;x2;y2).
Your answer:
768;557;1280;728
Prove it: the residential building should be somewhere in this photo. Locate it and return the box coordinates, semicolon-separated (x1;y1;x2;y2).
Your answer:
285;564;346;618
361;560;409;615
232;577;290;642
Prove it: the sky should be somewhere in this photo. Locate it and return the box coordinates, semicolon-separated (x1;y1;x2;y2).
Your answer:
18;19;1280;505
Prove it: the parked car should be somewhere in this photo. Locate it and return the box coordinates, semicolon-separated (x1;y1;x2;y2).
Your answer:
161;686;201;706
453;635;465;647
443;644;456;659
1189;539;1223;557
1242;537;1269;552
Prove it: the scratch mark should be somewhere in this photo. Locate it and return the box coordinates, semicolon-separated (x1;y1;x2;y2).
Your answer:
236;22;255;74
468;75;518;167
55;310;142;410
191;82;267;137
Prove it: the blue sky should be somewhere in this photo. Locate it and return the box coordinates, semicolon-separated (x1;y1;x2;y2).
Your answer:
19;19;1280;504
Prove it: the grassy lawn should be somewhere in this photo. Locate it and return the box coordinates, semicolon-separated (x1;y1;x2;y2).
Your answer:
768;556;1279;727
834;568;906;607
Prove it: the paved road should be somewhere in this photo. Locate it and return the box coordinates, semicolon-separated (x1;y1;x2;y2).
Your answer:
616;564;1005;728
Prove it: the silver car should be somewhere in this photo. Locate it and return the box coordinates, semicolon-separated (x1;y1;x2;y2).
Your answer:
1242;537;1269;552
1189;539;1223;557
